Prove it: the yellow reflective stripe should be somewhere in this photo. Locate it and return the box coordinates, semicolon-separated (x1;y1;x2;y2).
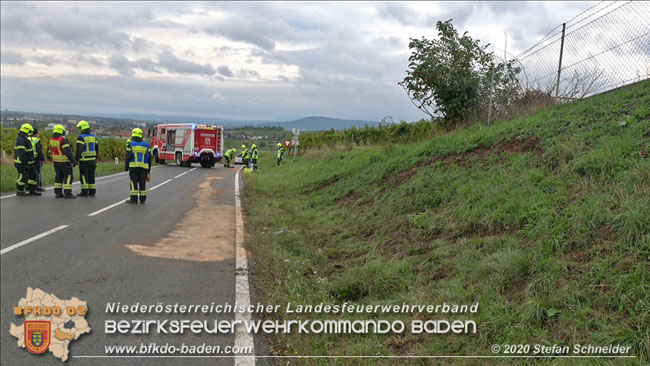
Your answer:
62;144;70;148
15;146;26;150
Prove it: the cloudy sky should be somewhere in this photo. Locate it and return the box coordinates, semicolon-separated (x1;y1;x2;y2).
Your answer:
1;1;600;122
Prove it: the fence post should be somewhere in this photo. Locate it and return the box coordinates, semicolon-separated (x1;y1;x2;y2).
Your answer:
487;62;495;126
555;23;566;99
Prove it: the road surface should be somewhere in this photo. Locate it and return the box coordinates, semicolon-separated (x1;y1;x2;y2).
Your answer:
1;163;266;365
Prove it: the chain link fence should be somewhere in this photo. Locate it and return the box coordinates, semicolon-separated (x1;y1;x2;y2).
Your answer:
489;1;650;123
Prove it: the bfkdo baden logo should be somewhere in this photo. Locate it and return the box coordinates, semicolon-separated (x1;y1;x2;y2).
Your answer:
10;288;91;362
25;321;51;354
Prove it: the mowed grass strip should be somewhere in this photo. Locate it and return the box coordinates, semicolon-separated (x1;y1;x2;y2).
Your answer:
242;80;650;365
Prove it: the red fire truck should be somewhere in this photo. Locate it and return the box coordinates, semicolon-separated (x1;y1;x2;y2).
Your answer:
147;123;224;168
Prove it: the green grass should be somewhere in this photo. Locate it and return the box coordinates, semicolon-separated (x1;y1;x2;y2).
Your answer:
1;161;125;192
242;80;650;365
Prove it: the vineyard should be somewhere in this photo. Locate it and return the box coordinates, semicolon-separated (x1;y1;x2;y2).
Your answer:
1;127;129;161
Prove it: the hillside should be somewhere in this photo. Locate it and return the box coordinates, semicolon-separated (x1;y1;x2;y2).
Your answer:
271;116;379;131
242;80;650;364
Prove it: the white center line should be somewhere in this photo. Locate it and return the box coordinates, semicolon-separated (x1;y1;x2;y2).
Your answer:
189;167;197;172
234;170;255;366
174;171;188;179
149;179;172;191
88;199;128;217
1;225;70;255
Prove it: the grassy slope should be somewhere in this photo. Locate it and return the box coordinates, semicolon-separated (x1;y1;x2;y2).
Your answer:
1;161;125;192
243;80;650;365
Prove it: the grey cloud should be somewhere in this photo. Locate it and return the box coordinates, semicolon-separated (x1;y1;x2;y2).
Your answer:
217;65;234;77
376;3;419;25
158;50;215;76
133;58;160;73
32;55;56;66
2;50;27;65
236;69;260;79
108;54;135;76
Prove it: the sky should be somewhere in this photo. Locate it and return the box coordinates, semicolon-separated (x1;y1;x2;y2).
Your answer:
0;1;602;122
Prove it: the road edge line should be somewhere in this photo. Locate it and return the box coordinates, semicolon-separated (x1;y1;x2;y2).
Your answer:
234;169;256;366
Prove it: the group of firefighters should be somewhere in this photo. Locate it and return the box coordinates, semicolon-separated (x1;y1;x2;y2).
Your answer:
14;121;286;201
223;142;286;168
13;122;151;204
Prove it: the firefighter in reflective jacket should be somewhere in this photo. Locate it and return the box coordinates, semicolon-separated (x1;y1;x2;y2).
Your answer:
29;127;46;191
14;123;41;196
241;144;250;166
224;148;236;167
251;144;259;170
125;128;151;204
75;120;99;197
50;124;77;198
277;142;285;166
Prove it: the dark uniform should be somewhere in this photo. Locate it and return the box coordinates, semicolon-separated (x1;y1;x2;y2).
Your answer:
125;136;151;204
50;130;77;198
76;129;99;197
14;129;40;196
29;129;45;191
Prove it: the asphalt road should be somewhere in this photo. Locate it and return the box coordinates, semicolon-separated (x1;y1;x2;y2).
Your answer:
1;163;266;365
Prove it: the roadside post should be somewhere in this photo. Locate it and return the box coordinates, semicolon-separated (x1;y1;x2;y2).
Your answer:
283;139;292;165
115;157;119;165
291;128;300;160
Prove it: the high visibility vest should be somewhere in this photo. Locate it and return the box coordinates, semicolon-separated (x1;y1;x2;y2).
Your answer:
50;136;70;162
79;133;97;161
252;149;259;159
129;140;150;169
277;147;284;158
242;149;249;159
29;136;40;158
225;149;235;159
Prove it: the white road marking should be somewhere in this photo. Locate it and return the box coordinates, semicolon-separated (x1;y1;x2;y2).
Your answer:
174;171;188;179
189;167;197;172
0;225;69;255
149;179;172;191
88;199;128;217
234;170;255;366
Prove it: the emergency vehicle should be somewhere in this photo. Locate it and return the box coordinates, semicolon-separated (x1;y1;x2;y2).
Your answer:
148;123;224;168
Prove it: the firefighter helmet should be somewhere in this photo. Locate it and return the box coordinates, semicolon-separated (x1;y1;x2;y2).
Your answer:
251;144;257;149
53;124;66;135
277;143;282;147
20;123;34;134
241;144;246;149
77;120;90;131
131;128;143;138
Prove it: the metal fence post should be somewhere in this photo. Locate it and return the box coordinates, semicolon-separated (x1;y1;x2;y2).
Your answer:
555;23;566;99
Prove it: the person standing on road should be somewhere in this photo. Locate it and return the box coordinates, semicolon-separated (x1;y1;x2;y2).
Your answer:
125;128;151;204
75;120;99;197
13;123;41;196
277;142;285;166
241;144;249;167
29;127;46;192
49;124;77;198
224;148;236;167
251;144;259;170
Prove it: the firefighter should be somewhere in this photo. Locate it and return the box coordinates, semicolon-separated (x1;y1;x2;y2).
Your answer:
125;128;151;204
277;142;285;166
241;144;249;167
251;144;259;170
29;127;46;191
49;124;77;198
75;120;99;197
14;123;41;196
224;148;236;167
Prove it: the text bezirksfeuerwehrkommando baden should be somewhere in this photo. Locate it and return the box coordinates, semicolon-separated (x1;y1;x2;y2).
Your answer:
105;302;479;315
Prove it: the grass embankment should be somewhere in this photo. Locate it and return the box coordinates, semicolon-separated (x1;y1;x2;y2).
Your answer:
1;161;125;192
242;80;650;365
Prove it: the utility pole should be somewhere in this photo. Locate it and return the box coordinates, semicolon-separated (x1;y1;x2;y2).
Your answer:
556;23;566;100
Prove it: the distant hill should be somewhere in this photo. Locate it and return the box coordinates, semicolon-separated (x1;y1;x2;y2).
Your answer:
269;116;380;131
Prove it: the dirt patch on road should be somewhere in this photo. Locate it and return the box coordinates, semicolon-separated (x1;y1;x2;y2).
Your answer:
126;177;235;262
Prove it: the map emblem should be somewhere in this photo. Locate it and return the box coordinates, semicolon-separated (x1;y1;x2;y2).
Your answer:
25;321;51;354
